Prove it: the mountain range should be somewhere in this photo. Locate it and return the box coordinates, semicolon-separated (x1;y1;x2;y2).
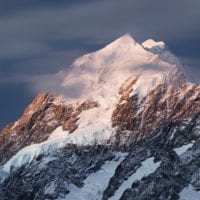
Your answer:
0;34;200;200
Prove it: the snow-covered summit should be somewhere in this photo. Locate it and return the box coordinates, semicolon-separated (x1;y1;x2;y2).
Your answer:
69;33;147;71
105;33;137;48
62;33;180;104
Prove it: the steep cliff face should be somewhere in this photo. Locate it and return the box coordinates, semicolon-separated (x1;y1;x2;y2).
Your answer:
111;72;200;147
0;34;200;200
0;93;99;164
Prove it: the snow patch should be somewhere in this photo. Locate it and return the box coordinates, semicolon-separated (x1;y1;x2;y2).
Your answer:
48;127;69;140
174;142;194;156
179;184;200;200
129;70;171;99
109;157;161;200
169;128;177;140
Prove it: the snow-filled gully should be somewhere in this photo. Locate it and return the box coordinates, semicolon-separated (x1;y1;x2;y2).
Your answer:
108;157;161;200
63;152;127;200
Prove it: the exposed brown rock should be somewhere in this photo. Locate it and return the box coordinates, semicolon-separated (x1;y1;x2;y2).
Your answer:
0;93;99;164
112;73;200;146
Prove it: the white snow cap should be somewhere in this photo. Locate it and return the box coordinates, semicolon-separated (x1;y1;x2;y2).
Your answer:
62;33;178;103
142;39;165;50
109;33;137;45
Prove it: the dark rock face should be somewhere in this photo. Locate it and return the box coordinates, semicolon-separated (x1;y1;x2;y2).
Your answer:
1;115;200;200
103;115;200;200
120;140;200;200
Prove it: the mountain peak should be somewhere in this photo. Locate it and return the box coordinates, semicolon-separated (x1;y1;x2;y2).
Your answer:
115;33;137;44
62;34;178;105
99;33;142;55
142;39;165;50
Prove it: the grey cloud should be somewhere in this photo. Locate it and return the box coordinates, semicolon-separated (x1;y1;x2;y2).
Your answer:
0;40;50;60
1;0;200;50
1;0;200;81
0;0;97;17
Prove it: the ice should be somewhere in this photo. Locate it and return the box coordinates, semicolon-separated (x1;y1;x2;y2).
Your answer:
179;184;200;200
109;157;161;200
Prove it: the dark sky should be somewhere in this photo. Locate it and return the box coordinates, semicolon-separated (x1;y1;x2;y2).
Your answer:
0;0;200;129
